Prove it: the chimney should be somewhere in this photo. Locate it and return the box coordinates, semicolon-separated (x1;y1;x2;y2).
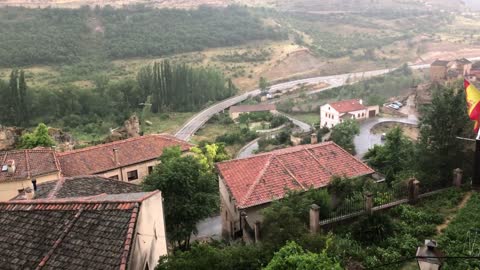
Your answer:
25;187;35;200
311;133;318;144
113;148;120;166
6;160;15;174
32;179;37;192
359;99;363;105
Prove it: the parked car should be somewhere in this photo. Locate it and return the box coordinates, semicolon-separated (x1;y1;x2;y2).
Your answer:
393;101;403;107
388;104;400;110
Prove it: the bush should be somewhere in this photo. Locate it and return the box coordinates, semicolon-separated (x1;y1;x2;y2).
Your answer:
270;115;289;128
215;128;257;145
352;214;394;244
156;242;270;270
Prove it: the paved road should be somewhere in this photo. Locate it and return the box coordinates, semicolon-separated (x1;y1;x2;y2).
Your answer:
354;117;419;158
175;58;480;141
236;138;260;159
192;215;222;241
236;114;312;159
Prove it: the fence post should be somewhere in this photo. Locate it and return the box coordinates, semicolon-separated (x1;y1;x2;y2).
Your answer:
254;221;261;243
453;168;463;188
408;178;420;204
365;192;373;215
309;204;320;234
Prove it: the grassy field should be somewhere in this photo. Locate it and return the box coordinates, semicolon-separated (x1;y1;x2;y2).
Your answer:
287;112;319;126
143;112;196;135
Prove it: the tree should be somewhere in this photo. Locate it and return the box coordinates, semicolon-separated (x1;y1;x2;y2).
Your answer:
19;123;55;149
263;241;342;270
191;143;230;172
416;82;471;185
261;190;331;250
364;127;414;183
143;60;236;113
142;147;218;250
18;70;29;125
259;76;269;93
330;119;360;154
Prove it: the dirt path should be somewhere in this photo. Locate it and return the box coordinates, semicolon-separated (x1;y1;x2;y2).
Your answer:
436;191;472;234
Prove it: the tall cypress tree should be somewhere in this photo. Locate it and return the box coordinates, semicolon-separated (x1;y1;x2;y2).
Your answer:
8;70;19;125
138;60;237;113
18;70;28;125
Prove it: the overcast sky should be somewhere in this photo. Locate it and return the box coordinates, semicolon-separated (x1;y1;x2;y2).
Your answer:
464;0;480;10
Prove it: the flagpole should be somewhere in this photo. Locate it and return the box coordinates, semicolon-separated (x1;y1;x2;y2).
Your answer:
474;128;480;189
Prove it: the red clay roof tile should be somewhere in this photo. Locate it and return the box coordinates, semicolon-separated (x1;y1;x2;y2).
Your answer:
57;134;191;177
328;99;366;113
229;104;276;113
0;149;60;182
216;142;374;209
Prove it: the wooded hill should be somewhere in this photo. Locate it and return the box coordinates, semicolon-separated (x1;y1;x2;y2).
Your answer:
0;5;287;67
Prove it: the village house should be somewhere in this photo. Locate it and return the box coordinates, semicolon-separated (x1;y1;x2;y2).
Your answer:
0;187;167;270
320;99;379;128
57;134;191;184
430;58;472;82
0;134;191;200
12;175;143;200
229;104;277;120
0;149;62;200
215;141;375;240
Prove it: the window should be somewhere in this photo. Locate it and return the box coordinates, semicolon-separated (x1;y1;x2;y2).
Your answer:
127;170;138;181
110;175;119;180
148;166;154;175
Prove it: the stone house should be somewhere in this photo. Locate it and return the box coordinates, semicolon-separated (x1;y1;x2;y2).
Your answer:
320;99;379;128
57;134;192;184
0;149;62;200
1;188;167;270
430;59;450;82
430;58;472;82
215;141;375;240
229;104;277;120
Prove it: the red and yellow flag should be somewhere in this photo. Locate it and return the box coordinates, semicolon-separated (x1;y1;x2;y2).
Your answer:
465;79;480;132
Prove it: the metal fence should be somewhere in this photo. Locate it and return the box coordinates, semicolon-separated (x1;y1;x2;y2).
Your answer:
319;180;458;226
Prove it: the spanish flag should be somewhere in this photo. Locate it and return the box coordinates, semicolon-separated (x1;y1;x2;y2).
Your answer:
465;79;480;132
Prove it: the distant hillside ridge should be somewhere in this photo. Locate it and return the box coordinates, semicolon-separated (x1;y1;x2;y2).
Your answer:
0;5;287;67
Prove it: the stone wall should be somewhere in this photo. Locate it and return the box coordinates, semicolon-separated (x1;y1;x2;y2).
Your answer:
0;126;22;151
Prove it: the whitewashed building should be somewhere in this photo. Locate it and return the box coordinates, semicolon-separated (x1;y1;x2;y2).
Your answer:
320;99;379;128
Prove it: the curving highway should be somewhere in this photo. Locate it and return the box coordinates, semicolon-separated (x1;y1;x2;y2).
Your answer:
175;58;480;141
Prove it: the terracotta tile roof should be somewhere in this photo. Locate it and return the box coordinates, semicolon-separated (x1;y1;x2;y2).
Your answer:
431;59;450;67
216;142;374;209
58;134;191;177
455;58;471;64
328;99;366;114
12;175;143;200
0;149;60;182
0;191;158;270
229;104;276;113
